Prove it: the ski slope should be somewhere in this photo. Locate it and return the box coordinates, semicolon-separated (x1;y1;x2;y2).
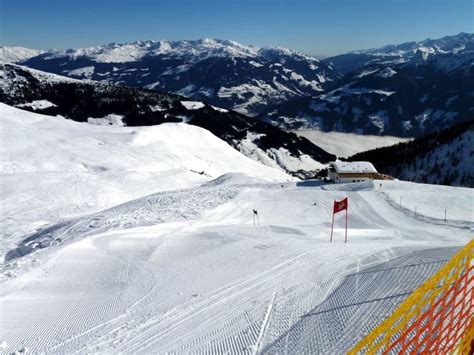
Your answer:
0;103;291;260
1;177;472;353
0;104;472;354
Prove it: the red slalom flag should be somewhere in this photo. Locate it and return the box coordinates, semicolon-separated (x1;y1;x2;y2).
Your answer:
330;197;348;243
333;197;348;214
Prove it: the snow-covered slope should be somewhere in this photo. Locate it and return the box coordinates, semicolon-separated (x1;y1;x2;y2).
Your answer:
1;104;471;353
1;173;471;353
0;103;291;260
349;120;474;187
0;46;46;63
20;38;335;116
0;64;335;177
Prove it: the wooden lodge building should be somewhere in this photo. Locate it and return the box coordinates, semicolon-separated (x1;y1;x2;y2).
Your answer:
328;161;393;183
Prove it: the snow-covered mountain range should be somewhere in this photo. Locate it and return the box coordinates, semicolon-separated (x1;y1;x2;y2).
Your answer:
5;33;472;137
11;39;334;117
262;33;474;136
0;63;335;177
350;32;474;60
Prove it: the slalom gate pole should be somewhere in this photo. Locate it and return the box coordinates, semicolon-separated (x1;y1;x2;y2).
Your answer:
330;208;335;242
344;208;348;243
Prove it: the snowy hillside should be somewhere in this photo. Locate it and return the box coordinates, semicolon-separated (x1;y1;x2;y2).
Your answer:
349;120;474;187
19;38;335;116
0;64;335;177
0;103;291;261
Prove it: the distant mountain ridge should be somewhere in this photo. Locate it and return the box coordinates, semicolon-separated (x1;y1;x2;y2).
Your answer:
263;32;473;137
13;38;334;117
4;32;473;137
350;32;473;56
0;63;335;177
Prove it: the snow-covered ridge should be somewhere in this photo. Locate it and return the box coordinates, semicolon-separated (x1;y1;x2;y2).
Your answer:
351;32;474;58
18;38;332;117
34;38;321;68
0;103;290;178
0;46;46;63
41;38;303;63
0;63;82;87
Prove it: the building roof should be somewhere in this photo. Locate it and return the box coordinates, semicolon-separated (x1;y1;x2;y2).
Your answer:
330;161;378;174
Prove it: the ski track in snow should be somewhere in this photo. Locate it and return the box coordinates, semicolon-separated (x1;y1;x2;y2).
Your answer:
0;180;472;354
3;185;238;263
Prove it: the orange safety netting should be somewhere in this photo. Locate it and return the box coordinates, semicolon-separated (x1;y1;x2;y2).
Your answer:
349;239;474;354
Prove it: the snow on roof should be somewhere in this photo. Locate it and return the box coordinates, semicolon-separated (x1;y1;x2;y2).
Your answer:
330;161;378;174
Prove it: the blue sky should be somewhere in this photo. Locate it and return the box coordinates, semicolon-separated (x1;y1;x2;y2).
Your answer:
1;0;472;56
